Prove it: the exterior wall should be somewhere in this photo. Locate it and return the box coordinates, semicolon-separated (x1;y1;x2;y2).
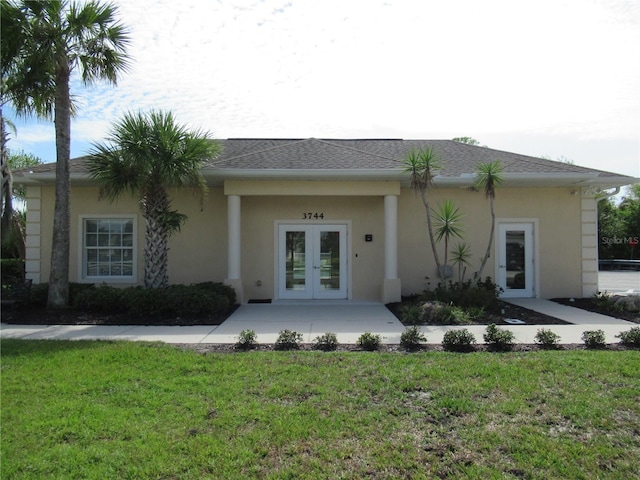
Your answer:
240;195;386;302
397;186;583;298
35;186;227;286
32;181;585;300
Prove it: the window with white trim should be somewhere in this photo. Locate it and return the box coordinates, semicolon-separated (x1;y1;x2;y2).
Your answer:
82;217;135;280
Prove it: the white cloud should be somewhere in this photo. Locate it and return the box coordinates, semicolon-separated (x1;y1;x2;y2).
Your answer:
5;0;639;177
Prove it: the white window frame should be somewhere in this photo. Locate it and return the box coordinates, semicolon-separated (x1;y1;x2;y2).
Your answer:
78;214;138;284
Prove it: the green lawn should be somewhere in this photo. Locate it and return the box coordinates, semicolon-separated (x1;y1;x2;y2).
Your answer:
2;340;639;479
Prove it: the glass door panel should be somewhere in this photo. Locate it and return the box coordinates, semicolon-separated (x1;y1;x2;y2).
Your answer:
285;231;307;292
279;224;347;300
319;231;340;291
498;223;534;297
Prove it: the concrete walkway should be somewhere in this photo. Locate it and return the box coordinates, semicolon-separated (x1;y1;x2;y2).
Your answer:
1;299;636;346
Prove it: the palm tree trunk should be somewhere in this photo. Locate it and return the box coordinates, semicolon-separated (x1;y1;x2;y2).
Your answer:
142;185;170;289
420;188;442;277
47;57;71;309
1;108;13;245
477;196;496;279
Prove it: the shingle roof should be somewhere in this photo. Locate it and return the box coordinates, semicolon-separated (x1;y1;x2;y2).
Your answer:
12;138;636;187
208;138;627;178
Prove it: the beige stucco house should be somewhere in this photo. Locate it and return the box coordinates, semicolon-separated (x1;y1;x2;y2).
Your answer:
15;138;637;304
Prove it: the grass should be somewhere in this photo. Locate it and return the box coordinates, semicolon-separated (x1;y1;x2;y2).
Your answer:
2;340;639;479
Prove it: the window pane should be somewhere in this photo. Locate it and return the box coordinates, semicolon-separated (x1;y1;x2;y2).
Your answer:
86;234;97;247
86;220;98;232
84;218;135;278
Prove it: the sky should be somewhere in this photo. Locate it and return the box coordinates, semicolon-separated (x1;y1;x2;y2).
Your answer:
6;0;640;180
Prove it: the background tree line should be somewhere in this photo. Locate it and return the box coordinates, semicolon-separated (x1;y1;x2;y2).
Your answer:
598;184;640;260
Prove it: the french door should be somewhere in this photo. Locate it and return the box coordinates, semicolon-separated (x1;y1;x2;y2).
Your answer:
497;223;535;298
278;224;347;299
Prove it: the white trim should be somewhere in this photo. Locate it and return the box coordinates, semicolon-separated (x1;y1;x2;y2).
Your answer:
274;220;352;301
77;214;138;284
24;187;42;283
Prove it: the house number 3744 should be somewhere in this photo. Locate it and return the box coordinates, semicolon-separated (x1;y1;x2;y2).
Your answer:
303;212;324;219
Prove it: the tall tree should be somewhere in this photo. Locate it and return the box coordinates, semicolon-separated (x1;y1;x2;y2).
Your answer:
87;110;220;289
1;0;129;308
474;160;504;279
1;150;41;258
404;146;444;277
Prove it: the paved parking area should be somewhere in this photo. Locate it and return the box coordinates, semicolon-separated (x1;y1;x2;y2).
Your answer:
598;271;640;295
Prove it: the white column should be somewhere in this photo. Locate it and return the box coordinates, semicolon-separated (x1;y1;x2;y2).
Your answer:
382;195;401;303
225;195;243;302
384;195;398;279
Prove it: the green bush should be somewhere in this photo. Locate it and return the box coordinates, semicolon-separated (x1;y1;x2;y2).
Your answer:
616;327;640;347
534;328;561;349
274;330;303;350
357;332;381;351
427;277;501;310
235;329;258;350
28;282;95;308
400;326;426;351
1;259;25;281
25;281;236;317
29;282;49;307
121;287;170;316
411;301;472;325
313;332;339;351
442;329;477;352
73;285;124;313
400;303;422;325
582;330;606;349
483;323;515;351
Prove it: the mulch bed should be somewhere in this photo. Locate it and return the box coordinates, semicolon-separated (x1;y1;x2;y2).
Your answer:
552;298;639;323
177;343;635;354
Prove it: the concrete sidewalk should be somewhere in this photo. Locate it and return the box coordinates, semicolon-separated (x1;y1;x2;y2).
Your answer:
1;300;636;346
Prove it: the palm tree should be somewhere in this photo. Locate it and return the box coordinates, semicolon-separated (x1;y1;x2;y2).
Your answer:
450;242;472;285
87;110;220;289
433;199;464;274
474;160;504;279
2;0;130;309
403;146;443;277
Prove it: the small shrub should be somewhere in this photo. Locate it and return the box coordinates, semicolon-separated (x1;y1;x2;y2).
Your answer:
274;330;303;350
534;328;561;349
28;282;49;307
73;285;124;313
0;259;25;281
122;287;170;316
483;323;515;351
582;329;606;349
616;327;640;347
442;329;476;352
313;332;339;351
235;329;258;350
400;326;426;351
592;291;615;310
400;303;422;325
357;332;381;351
416;301;472;325
428;277;501;310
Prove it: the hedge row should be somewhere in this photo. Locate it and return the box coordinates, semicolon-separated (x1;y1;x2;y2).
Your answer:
29;282;237;317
